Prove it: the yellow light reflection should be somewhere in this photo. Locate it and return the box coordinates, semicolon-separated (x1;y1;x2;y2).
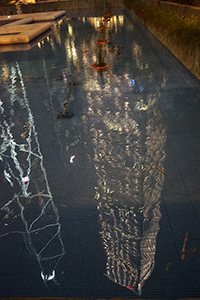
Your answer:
2;62;10;80
65;37;78;64
68;24;73;36
119;15;124;26
52;24;61;45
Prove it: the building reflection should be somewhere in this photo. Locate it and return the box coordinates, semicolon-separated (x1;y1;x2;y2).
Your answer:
82;27;167;293
0;62;65;284
88;92;165;295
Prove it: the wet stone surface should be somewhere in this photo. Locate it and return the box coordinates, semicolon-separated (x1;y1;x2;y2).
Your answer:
0;9;200;299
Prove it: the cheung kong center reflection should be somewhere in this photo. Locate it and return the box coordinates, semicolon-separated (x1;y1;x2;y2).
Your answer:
87;89;166;296
82;35;167;294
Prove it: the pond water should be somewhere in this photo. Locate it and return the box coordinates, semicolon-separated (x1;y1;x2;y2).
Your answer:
0;7;200;299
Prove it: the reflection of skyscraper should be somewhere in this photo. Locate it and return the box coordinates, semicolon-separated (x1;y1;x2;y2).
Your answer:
0;62;65;283
83;38;166;293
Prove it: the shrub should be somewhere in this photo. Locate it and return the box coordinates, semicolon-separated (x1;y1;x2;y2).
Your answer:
124;0;200;46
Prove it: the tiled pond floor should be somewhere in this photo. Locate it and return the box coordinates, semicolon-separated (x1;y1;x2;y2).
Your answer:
0;7;200;299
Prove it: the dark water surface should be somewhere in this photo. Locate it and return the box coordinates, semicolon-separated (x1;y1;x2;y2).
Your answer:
0;8;200;299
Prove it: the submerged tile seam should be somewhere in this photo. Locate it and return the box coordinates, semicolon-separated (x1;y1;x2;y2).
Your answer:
160;191;183;261
171;149;200;229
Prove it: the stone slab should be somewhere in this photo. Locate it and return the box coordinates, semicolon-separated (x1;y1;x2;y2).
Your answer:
0;27;51;51
0;11;65;45
3;17;34;27
0;11;66;23
0;22;52;44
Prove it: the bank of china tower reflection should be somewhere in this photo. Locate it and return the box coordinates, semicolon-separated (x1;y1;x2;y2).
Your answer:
0;62;65;284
